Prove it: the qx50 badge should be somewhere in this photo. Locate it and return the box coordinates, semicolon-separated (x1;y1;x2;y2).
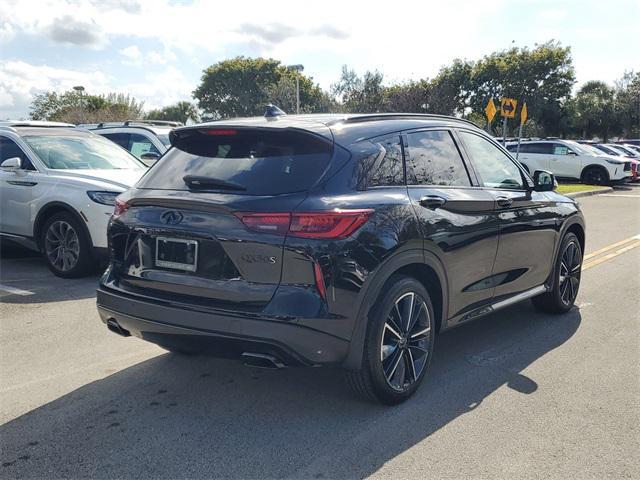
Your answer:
241;254;277;264
160;210;184;225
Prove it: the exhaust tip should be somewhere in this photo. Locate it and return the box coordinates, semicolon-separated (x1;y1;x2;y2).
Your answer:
106;318;131;337
241;352;286;369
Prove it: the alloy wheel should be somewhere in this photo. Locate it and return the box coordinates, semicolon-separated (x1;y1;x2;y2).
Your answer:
45;220;80;272
380;292;431;392
559;240;581;306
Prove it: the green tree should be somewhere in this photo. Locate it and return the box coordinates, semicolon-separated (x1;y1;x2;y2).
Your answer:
30;90;144;123
467;41;575;136
614;71;640;138
332;66;386;113
193;57;330;118
571;81;619;141
145;101;200;124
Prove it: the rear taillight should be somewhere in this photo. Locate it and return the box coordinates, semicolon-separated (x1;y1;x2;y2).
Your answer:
112;198;129;219
236;209;373;239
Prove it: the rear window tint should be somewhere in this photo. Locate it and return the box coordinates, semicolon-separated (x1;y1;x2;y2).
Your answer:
137;128;333;195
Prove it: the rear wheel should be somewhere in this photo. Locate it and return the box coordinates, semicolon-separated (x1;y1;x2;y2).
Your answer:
532;232;582;313
582;166;609;185
41;212;94;278
346;274;435;405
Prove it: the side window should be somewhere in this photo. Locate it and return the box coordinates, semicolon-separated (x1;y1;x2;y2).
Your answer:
0;137;35;170
406;130;470;186
129;133;160;158
101;133;130;150
527;143;552;154
458;131;524;190
551;143;569;155
357;134;404;188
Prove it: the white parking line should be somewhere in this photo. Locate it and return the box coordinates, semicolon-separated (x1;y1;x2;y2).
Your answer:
599;194;640;198
0;283;34;296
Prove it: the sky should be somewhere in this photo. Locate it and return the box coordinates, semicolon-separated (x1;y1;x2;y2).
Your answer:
1;0;639;119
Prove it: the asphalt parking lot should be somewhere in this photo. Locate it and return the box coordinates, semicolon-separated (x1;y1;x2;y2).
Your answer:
1;186;639;479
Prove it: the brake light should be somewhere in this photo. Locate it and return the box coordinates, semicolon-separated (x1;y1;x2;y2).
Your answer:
236;209;373;239
200;129;238;136
112;198;129;218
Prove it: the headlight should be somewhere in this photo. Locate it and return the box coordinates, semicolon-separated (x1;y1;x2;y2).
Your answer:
605;159;624;165
87;191;120;205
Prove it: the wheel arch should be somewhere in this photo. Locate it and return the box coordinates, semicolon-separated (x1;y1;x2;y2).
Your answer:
342;249;448;370
34;202;93;251
580;164;609;182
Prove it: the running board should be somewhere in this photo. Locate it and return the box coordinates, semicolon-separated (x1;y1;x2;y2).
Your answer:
454;284;548;325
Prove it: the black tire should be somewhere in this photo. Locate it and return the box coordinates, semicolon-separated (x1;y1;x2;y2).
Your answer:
532;232;582;314
41;212;94;278
345;274;436;405
581;166;609;186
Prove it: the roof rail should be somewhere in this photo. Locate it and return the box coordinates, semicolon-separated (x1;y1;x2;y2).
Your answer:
327;113;479;128
0;120;75;128
124;119;182;127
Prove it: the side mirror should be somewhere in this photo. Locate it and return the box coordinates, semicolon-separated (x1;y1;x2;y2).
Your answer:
0;157;21;170
533;170;555;192
140;152;160;161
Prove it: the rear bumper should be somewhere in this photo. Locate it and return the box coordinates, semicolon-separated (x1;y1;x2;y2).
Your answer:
96;286;350;366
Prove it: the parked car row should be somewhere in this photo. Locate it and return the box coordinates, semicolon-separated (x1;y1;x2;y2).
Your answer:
78;120;178;165
505;139;637;185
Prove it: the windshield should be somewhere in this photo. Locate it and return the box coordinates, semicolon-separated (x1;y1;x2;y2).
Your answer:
569;142;602;156
157;134;171;147
23;134;144;170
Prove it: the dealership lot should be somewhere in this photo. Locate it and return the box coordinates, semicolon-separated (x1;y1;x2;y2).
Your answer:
1;187;639;479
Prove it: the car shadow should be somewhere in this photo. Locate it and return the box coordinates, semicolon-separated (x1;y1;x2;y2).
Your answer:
0;302;581;478
0;241;100;304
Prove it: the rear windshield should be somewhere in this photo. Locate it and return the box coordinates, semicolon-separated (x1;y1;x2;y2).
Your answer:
137;128;333;195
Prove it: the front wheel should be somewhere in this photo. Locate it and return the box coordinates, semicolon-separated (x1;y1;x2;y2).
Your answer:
582;166;609;186
532;232;582;313
346;275;436;405
41;212;94;278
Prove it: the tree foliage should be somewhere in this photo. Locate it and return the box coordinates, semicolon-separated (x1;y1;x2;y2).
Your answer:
30;90;144;123
193;56;332;118
145;101;200;124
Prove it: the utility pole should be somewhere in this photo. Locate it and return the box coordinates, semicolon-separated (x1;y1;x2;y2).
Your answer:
73;85;85;124
287;65;304;114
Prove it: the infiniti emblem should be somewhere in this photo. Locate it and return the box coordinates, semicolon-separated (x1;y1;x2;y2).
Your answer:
160;210;184;225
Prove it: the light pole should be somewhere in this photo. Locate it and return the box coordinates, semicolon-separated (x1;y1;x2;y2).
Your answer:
73;85;85;124
287;64;304;114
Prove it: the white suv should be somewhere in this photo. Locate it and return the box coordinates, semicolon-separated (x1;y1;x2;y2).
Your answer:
506;139;632;185
0;122;146;277
82;120;178;165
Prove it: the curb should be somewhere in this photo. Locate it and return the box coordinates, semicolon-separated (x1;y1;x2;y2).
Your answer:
564;187;613;199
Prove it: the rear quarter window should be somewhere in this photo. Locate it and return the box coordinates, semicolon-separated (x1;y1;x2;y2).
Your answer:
138;128;333;196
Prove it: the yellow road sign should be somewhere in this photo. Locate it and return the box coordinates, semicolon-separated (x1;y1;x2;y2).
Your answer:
501;97;517;118
520;102;528;126
485;99;497;122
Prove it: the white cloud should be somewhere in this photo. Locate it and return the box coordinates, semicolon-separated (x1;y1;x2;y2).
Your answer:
0;61;111;119
119;45;141;60
0;60;192;119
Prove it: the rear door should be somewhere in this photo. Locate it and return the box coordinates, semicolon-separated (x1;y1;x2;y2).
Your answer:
403;129;500;320
549;143;581;178
456;130;558;298
109;126;335;311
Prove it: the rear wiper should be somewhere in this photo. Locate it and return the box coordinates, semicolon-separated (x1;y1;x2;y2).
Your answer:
183;175;246;191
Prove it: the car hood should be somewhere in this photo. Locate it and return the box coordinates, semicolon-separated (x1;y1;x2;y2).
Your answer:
48;168;146;190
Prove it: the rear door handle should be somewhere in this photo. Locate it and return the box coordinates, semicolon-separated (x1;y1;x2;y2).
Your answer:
496;196;513;208
419;195;446;209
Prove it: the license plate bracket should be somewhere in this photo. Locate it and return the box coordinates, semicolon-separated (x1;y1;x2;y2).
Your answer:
155;237;198;272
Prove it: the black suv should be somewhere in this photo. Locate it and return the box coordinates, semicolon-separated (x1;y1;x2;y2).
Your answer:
97;113;585;405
